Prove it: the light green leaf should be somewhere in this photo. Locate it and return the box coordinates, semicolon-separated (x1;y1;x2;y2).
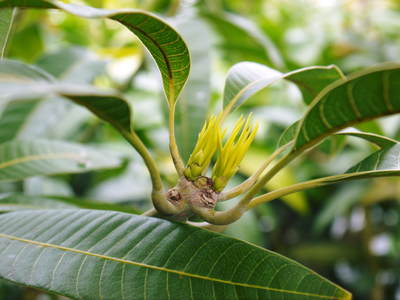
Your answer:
293;63;400;152
0;0;190;104
0;209;351;300
0;8;16;58
223;62;344;114
0;139;121;181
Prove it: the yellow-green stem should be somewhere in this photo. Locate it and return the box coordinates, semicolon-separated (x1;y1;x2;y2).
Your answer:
169;104;185;176
121;130;180;214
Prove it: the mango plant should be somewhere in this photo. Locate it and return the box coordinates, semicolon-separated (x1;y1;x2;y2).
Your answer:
1;1;400;299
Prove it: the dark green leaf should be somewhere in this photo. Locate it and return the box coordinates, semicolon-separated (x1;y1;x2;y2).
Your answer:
0;0;190;104
0;209;351;299
293;63;400;152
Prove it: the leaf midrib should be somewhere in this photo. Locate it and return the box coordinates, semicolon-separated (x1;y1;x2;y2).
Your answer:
0;233;345;299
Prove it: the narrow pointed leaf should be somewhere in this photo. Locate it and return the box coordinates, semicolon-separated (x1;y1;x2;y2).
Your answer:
223;62;344;114
293;63;400;152
0;0;190;104
0;139;121;181
0;210;351;300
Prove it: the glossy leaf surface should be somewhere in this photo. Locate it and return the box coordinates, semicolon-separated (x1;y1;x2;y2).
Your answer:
0;209;351;300
293;64;400;151
223;62;344;114
0;0;190;104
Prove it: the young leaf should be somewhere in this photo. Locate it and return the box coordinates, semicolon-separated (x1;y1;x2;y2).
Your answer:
0;0;190;105
293;63;400;152
0;139;121;181
0;209;351;300
223;62;344;114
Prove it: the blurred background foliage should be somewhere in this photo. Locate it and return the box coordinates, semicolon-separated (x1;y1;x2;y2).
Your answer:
1;0;400;299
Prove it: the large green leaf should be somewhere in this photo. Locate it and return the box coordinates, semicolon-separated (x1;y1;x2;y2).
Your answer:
0;0;190;104
0;209;351;299
293;63;400;152
0;139;121;181
223;62;344;114
0;8;16;58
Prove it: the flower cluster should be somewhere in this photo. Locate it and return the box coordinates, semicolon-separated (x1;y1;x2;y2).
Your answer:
184;113;258;192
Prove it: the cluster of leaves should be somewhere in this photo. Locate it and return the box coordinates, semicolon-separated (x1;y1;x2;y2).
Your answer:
1;0;400;299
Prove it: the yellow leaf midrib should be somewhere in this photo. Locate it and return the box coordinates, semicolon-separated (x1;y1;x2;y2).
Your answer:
0;233;347;299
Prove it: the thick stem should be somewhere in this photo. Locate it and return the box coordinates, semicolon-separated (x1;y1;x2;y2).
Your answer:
168;103;185;176
121;130;180;214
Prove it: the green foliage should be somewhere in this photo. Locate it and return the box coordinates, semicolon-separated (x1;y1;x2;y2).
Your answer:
0;210;350;300
1;0;400;299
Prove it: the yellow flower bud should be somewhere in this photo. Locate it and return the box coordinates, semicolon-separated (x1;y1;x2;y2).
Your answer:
212;114;258;191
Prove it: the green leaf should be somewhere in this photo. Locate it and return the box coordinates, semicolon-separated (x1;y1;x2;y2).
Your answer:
223;62;344;114
0;139;121;181
0;209;351;300
0;0;190;104
201;12;284;68
293;63;400;152
0;59;132;134
345;143;400;178
0;194;141;214
174;17;211;161
0;8;16;58
278;122;397;150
